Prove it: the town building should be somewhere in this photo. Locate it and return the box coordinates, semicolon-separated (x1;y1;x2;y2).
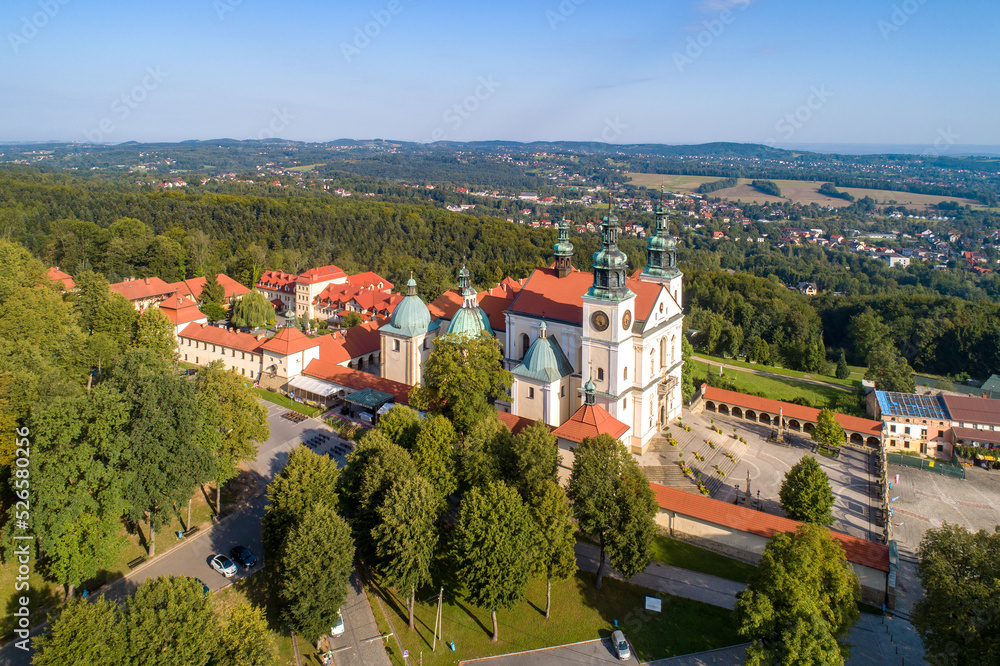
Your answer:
867;390;1000;457
256;265;394;325
108;276;177;312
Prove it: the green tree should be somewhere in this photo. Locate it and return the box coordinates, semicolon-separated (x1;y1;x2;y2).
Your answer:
375;404;421;451
195;362;269;515
32;597;125;666
527;480;577;618
912;524;1000;665
681;335;697;402
279;504;355;640
847;308;890;366
132;306;176;366
811;409;845;452
411;414;458;505
69;270;111;334
779;456;834;525
452;481;532;642
201;273;225;304
230;289;276;329
200;300;227;324
373;476;440;629
341;311;363;328
124;575;220;666
510;421;559;500
736;524;860;666
747;335;771;366
456;411;514;491
567;434;657;589
409;332;512;434
217;601;278;666
835;352;850;380
261;445;341;562
91;291;139;355
865;342;915;393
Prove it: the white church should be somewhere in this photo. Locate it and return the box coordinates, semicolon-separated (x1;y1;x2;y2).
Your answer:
379;204;685;455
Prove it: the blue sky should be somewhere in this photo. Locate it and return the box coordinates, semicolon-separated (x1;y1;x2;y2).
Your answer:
1;0;997;147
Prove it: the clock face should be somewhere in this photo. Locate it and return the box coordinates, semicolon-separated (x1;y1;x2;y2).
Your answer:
591;310;609;332
622;310;632;330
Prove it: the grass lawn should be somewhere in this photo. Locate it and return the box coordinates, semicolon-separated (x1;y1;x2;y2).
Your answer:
252;388;322;417
650;535;757;585
368;570;741;665
689;359;852;412
693;353;860;390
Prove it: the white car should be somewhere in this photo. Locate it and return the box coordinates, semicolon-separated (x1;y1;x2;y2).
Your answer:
210;554;237;578
612;630;631;661
331;609;345;636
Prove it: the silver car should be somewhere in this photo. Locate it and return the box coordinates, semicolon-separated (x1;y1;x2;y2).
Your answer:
612;630;630;661
210;554;237;578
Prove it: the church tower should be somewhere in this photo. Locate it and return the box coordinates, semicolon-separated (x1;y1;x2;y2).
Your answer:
639;198;683;304
447;264;493;338
581;202;636;418
553;219;574;278
380;275;440;386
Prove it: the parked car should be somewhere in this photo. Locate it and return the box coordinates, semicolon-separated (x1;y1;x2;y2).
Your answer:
210;554;237;578
229;545;257;569
331;609;345;636
612;630;630;661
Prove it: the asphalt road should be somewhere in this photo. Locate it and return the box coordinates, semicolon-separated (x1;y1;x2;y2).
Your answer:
322;571;392;666
461;637;639;665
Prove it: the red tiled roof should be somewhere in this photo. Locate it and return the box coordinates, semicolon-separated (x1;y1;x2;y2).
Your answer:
496;410;540;435
296;264;347;285
303;359;410;404
109;276;177;301
158;296;208;326
261;326;320;355
553;402;630;444
952;426;1000;446
257;270;298;292
508;267;665;325
942;395;1000;428
346;271;393;291
315;322;382;364
170;274;249;301
46;267;75;290
649;483;890;572
178;323;266;354
428;280;520;332
702;386;883;437
427;289;463;321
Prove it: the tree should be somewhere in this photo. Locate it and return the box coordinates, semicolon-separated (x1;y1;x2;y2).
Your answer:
217;602;278;666
452;481;532;642
33;597;125;666
811;409;845;453
279;504;355;640
341;311;363;328
835;352;850;380
456;411;513;491
847;308;890;365
567;434;658;589
527;480;577;618
124;575;220;666
912;524;1000;665
736;524;860;666
201;273;225;305
200;300;227;324
92;291;139;354
69;270;111;334
680;335;696;402
372;476;440;629
375;404;421;451
195;361;269;516
132;306;177;367
865;342;915;393
510;421;559;500
230;289;276;329
779;456;834;525
747;335;771;366
409;332;512;434
411;414;458;506
261;445;341;562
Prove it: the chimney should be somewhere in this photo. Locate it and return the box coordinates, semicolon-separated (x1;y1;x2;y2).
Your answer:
144;277;151;285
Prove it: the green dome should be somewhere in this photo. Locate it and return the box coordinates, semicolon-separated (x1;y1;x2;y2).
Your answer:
512;323;573;383
385;278;432;338
447;305;493;337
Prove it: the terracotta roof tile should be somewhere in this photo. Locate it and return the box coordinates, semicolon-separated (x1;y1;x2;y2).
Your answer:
649;482;890;572
178;323;266;354
170;274;249;301
303;359;410;404
46;267;75;290
553;403;630;443
261;326;321;355
158;296;207;326
703;386;882;436
496;411;541;435
109;276;176;301
296;264;347;285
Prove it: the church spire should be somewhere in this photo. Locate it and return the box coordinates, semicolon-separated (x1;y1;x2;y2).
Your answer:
642;191;680;280
553;218;574;278
587;197;633;301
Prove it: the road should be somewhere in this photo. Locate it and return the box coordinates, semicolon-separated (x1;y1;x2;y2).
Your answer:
461;638;639;665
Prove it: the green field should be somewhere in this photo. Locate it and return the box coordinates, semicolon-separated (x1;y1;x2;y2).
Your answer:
368;570;741;665
689;358;852;412
693;353;864;390
252;387;322;417
650;535;757;584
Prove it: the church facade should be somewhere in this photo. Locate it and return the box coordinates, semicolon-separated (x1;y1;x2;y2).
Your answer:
379;204;685;455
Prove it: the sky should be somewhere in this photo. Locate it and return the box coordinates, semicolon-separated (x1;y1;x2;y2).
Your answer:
1;0;998;148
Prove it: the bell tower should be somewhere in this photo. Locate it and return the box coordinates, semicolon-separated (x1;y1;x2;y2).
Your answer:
553;219;574;278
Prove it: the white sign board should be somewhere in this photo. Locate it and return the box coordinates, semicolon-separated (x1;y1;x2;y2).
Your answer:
645;596;662;612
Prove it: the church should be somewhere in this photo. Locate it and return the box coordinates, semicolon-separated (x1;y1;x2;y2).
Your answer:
379;203;685;455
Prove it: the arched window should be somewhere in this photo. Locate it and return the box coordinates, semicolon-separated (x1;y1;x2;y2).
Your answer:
597;367;604;381
659;338;666;367
650;349;656;376
623;367;628;380
521;333;530;360
671;335;677;364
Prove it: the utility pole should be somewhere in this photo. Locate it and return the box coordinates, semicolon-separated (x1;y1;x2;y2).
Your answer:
432;587;443;651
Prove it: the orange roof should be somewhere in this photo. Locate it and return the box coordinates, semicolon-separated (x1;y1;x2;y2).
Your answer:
46;267;75;290
109;276;176;301
170;274;250;301
509;267;664;325
261;326;320;355
346;271;393;291
702;386;882;437
428;279;521;332
552;402;630;444
316;322;382;364
158;296;208;326
496;410;539;435
649;483;890;572
303;359;410;404
296;264;347;285
257;270;298;291
178;323;266;354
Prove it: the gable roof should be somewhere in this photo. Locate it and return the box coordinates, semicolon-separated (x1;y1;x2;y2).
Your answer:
260;326;321;355
303;359;410;404
178;323;266;354
703;386;883;437
941;394;1000;427
649;483;890;572
296;264;347;285
170;274;249;301
552;402;630;444
346;271;393;291
158;296;208;326
496;411;541;436
46;267;75;290
109;276;176;301
316;322;383;365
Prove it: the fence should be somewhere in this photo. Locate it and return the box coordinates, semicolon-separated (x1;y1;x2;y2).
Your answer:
887;452;965;479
